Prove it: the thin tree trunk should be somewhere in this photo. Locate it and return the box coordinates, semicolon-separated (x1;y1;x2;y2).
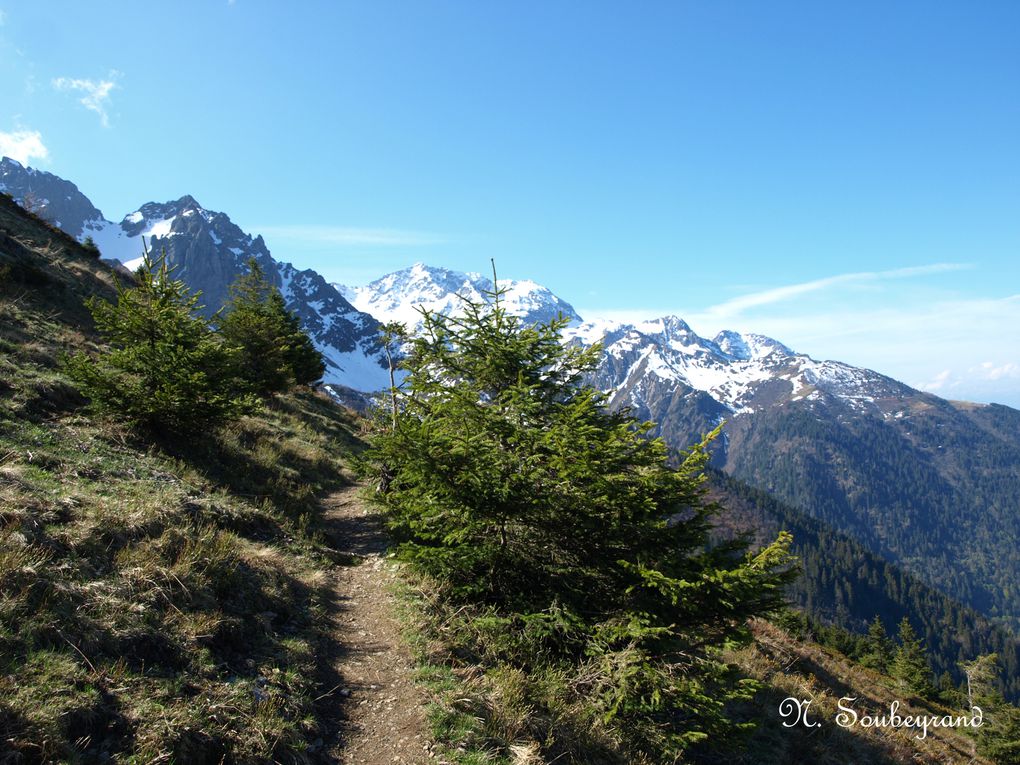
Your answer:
386;347;397;431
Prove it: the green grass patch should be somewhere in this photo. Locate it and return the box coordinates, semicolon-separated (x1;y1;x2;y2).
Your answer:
0;384;362;761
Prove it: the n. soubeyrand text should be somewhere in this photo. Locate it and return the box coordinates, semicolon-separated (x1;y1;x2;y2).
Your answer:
835;698;982;740
780;696;984;740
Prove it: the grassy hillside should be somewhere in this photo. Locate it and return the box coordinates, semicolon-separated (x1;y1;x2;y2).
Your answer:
0;193;365;761
393;574;995;765
725;619;989;765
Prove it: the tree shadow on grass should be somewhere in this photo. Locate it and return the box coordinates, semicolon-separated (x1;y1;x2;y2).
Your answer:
309;566;352;761
0;670;136;764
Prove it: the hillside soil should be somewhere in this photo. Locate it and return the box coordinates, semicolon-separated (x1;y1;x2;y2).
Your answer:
319;483;432;764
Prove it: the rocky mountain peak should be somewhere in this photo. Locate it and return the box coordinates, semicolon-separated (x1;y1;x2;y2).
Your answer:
120;195;216;235
714;330;752;360
1;160;391;393
176;193;202;210
713;330;794;361
0;156;106;237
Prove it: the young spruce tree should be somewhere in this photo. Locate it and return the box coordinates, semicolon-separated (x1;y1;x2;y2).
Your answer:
861;615;895;674
892;616;935;698
218;258;324;395
369;268;797;758
65;250;256;434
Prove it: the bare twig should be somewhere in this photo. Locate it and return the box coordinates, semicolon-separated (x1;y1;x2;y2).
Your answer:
57;630;101;679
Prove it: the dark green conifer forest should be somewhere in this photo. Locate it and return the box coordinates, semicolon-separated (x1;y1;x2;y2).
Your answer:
714;472;1020;703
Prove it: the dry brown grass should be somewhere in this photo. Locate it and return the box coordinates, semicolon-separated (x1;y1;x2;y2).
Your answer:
1;196;368;761
0;392;362;761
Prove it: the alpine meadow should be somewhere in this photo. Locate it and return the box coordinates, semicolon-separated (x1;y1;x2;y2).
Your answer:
1;3;1019;764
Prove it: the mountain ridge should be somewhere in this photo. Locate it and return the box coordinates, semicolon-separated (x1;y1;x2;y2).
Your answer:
342;259;947;420
335;260;584;331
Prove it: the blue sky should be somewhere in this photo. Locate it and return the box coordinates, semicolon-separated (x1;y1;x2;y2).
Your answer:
1;1;1018;405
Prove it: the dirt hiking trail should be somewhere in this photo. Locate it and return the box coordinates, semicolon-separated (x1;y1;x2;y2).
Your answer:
316;482;432;765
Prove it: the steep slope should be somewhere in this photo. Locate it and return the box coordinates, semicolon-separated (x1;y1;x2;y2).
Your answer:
718;395;1020;631
0;192;374;759
398;546;1001;765
724;619;993;765
711;470;1020;701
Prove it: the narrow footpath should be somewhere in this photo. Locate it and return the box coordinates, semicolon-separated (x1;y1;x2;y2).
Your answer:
316;482;432;765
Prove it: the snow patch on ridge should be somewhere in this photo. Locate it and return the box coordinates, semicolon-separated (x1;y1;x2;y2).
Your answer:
335;262;583;332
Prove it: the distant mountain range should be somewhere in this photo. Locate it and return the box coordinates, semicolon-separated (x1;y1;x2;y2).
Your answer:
4;155;1020;641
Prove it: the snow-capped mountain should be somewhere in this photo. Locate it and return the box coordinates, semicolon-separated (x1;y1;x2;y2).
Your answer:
567;315;913;418
0;157;390;391
335;262;583;331
337;261;912;422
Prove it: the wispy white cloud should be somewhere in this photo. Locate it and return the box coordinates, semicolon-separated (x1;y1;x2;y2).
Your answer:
0;128;48;165
52;72;120;127
726;293;1020;407
920;369;953;392
0;9;7;25
917;357;1020;406
258;225;446;247
700;263;972;320
577;263;975;334
971;361;1020;382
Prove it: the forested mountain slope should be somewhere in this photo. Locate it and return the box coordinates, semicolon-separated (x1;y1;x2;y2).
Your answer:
711;471;1020;702
718;395;1020;631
